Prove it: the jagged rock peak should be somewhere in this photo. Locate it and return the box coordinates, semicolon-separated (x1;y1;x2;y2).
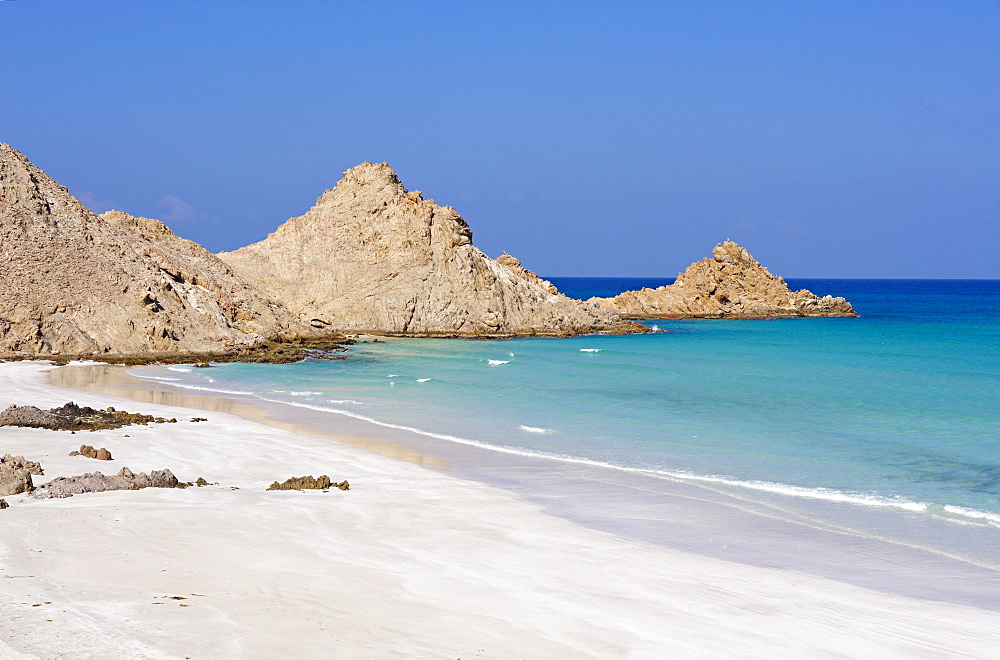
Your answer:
340;161;406;189
588;240;857;319
219;162;642;337
0;143;93;228
496;252;559;295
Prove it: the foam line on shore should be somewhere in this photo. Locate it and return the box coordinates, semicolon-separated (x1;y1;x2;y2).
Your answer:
131;370;1000;531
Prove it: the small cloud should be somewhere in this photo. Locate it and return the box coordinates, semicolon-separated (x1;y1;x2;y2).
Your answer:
158;195;220;225
729;220;758;232
773;220;799;234
507;192;525;202
75;190;119;214
460;192;476;202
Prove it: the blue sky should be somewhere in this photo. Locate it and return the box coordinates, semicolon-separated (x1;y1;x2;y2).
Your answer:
2;1;997;277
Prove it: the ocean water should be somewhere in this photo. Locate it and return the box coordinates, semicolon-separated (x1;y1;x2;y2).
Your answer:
136;279;1000;565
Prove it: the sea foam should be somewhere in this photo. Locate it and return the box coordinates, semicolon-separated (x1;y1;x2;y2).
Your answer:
138;371;1000;531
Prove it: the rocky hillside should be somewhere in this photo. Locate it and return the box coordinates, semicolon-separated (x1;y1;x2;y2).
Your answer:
0;144;304;357
99;210;299;340
219;162;641;337
588;241;857;318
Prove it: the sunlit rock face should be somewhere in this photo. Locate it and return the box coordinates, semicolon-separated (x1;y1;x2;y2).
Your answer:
219;162;642;337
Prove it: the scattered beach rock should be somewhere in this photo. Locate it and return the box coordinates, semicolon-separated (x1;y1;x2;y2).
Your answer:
267;475;349;491
0;455;43;497
0;402;175;431
71;445;113;460
31;467;182;499
0;498;8;509
191;417;208;422
0;465;34;496
1;454;43;475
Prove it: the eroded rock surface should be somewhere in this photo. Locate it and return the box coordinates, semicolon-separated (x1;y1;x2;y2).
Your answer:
31;467;180;499
0;143;306;357
219;162;642;337
588;241;857;319
0;455;42;496
1;454;43;475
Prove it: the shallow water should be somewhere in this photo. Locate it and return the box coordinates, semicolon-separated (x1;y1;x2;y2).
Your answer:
136;279;1000;568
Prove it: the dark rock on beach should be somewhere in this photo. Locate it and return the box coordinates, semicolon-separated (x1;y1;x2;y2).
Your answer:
31;467;181;499
0;402;175;431
70;445;113;460
267;475;349;491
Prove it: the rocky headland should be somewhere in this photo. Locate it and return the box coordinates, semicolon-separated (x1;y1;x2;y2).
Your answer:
588;241;857;319
1;144;856;359
218;162;642;337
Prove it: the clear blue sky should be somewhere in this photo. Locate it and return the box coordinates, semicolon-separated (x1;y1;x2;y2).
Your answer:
3;1;997;278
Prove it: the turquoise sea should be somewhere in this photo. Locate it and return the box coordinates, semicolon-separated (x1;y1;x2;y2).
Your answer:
136;279;1000;572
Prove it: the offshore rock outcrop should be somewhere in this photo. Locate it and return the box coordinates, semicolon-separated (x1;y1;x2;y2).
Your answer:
0;143;306;357
219;163;642;337
589;241;857;319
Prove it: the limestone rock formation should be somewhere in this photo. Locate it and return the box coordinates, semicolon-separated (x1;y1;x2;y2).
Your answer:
31;467;181;499
219;162;642;337
99;210;301;341
495;252;559;295
0;143;304;357
588;241;857;319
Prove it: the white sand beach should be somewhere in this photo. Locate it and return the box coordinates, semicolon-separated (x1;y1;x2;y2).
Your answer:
1;360;998;658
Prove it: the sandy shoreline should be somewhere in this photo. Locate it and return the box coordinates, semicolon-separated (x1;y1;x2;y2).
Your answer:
55;362;1000;609
1;361;999;657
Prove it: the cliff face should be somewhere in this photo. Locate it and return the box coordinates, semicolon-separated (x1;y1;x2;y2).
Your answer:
0;144;302;357
218;162;640;337
588;241;857;319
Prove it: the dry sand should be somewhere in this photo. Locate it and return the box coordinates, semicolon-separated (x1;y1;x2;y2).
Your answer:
1;361;998;658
